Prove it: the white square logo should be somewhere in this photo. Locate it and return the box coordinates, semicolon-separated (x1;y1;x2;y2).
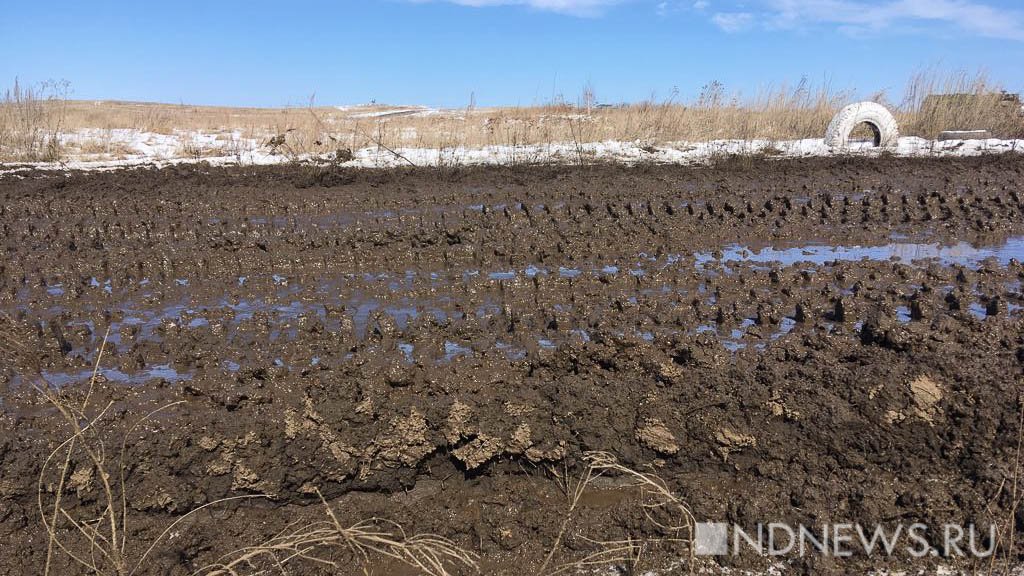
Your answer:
694;522;729;556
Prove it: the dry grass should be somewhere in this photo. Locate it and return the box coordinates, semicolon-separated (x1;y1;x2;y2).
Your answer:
2;69;1020;164
898;68;1024;139
197;491;478;576
542;451;696;575
0;78;69;161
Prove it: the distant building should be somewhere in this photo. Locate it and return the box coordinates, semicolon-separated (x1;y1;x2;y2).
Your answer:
921;92;1022;115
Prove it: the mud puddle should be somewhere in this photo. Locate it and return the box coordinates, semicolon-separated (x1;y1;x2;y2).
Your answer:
19;234;1024;389
696;236;1024;270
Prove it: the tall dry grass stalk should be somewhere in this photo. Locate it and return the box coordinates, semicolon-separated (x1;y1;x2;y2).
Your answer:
0;78;70;162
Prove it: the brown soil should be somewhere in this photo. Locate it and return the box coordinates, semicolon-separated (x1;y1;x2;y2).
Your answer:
1;156;1023;575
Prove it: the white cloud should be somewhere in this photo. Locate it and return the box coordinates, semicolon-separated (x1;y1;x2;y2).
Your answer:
418;0;1024;37
761;0;1024;41
712;11;754;32
655;0;703;16
423;0;626;16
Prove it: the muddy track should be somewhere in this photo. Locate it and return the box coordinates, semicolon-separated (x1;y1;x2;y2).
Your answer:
1;156;1023;575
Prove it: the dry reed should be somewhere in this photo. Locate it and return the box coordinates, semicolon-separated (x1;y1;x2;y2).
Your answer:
0;78;69;162
2;69;1020;164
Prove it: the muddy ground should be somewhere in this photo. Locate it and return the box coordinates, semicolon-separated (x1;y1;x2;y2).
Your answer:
1;156;1023;575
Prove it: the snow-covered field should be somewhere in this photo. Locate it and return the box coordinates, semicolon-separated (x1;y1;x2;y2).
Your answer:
2;128;1021;174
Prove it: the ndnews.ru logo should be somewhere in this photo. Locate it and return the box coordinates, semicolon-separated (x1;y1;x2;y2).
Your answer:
694;522;996;558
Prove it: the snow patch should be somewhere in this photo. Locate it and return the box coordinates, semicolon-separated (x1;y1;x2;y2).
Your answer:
347;107;439;119
3;130;1022;175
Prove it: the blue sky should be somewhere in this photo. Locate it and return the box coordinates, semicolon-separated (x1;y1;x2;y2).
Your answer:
1;0;1021;107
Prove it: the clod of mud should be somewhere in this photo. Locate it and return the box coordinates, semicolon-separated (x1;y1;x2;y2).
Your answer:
636;418;680;455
